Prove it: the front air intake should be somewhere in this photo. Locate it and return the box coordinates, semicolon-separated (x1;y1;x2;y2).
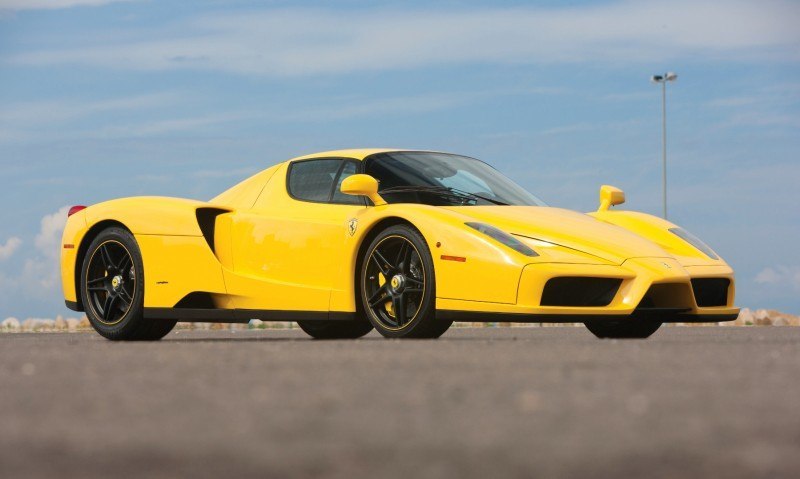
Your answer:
691;278;730;307
541;277;622;307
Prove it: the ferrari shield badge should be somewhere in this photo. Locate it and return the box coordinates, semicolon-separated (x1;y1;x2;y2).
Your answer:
348;218;358;236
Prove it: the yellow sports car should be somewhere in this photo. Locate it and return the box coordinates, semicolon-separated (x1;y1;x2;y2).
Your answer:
61;149;738;340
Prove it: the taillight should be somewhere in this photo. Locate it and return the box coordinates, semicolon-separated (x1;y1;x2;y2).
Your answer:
68;205;87;217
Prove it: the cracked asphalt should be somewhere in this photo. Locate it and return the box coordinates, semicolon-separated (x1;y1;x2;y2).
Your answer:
1;326;799;479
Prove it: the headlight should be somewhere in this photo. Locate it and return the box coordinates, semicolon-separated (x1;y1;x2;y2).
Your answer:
465;222;538;257
669;227;719;260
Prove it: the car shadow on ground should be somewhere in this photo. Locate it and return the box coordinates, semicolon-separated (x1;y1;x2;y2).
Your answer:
161;336;510;343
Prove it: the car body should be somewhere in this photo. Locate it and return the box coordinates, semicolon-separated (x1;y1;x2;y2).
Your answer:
61;149;738;339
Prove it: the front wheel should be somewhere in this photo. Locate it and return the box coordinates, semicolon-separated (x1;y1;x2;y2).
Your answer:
584;319;662;339
359;225;451;339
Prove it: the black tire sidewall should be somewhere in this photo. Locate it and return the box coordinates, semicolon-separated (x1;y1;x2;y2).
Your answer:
80;227;146;340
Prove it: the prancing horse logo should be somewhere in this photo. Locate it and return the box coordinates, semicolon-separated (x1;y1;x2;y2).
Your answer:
348;218;358;236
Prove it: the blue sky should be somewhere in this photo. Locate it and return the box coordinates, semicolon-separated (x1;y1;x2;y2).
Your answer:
0;0;798;318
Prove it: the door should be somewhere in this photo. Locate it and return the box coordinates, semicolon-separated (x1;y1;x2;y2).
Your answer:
226;158;363;313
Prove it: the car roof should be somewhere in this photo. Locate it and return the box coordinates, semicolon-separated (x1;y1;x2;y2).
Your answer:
290;148;444;162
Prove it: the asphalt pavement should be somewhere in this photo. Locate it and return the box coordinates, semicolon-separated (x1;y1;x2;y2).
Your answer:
1;326;799;479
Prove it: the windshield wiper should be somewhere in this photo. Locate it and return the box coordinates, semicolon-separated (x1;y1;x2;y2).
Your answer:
379;185;509;206
445;187;509;206
379;185;475;205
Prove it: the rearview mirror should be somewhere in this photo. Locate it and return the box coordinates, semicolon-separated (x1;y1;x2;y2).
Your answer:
598;185;625;212
340;174;386;206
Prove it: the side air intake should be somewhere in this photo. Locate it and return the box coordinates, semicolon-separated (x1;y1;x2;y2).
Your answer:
195;208;229;254
541;277;622;307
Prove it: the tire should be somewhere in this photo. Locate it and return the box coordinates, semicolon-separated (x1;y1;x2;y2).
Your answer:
135;317;178;341
584;319;662;339
79;227;175;341
359;225;452;339
297;319;372;339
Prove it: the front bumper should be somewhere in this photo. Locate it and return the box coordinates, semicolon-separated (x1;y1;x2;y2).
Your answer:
436;257;739;322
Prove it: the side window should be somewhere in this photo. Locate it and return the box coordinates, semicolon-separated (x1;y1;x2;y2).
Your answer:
287;159;342;202
331;161;362;205
287;158;363;204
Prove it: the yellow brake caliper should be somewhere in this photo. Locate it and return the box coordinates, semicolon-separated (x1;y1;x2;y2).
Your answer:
378;272;394;317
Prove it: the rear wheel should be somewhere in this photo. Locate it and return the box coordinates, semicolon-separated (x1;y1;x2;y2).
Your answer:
584;319;662;339
360;225;451;339
297;319;372;339
80;227;175;341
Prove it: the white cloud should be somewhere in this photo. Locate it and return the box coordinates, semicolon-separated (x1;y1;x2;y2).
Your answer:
35;206;70;261
7;1;799;76
756;266;800;292
0;207;69;315
705;97;758;107
0;87;558;144
0;92;189;144
0;237;22;260
725;112;800;129
0;0;133;10
0;92;182;127
90;111;253;138
10;206;70;292
283;92;472;122
193;167;258;179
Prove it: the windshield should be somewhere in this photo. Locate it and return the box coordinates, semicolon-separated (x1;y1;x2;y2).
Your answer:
364;152;546;206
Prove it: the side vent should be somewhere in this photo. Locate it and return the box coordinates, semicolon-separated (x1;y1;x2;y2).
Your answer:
195;208;230;254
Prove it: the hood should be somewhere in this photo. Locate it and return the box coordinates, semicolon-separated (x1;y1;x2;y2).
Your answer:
445;206;669;264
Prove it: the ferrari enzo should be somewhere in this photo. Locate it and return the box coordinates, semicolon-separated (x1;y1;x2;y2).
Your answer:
61;149;738;340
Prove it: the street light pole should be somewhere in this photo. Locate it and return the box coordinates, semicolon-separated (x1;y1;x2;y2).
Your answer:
651;72;677;219
661;78;667;220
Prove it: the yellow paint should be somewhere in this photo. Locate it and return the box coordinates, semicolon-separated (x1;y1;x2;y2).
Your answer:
61;149;737;321
597;185;625;212
340;174;386;206
60;208;87;303
136;235;227;308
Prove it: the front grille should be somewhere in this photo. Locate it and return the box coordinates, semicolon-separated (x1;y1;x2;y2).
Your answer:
691;278;730;307
541;277;622;307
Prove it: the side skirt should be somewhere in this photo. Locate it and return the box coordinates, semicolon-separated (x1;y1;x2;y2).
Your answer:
143;308;356;323
436;310;739;323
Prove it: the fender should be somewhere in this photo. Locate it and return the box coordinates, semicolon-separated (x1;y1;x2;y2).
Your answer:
84;196;221;236
343;204;534;306
69;197;232;310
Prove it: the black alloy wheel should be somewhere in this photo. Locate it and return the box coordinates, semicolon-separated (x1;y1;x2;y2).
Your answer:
360;225;451;338
85;239;136;326
80;227;175;340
